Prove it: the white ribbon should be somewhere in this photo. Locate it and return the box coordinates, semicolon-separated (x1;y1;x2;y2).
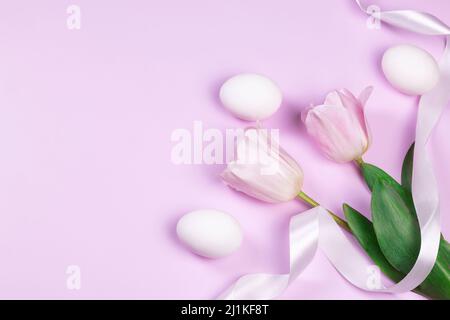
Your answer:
219;1;450;299
219;207;387;300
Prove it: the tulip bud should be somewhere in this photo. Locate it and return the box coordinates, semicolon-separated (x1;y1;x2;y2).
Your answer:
221;128;304;203
302;87;373;163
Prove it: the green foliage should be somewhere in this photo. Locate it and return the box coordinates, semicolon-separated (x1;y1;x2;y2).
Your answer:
344;144;450;299
343;204;403;283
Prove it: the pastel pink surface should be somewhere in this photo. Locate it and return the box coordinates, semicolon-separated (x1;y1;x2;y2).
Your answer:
0;0;448;299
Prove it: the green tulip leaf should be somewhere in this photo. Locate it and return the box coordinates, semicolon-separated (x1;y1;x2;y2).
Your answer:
347;158;450;299
361;163;398;191
401;143;414;193
415;237;450;299
344;201;450;299
343;203;403;282
371;179;421;273
370;179;450;299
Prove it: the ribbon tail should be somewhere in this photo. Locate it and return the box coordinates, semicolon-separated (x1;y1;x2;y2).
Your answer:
218;207;321;300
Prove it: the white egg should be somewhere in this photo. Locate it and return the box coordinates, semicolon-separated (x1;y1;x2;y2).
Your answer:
381;44;440;96
219;73;282;121
176;209;243;259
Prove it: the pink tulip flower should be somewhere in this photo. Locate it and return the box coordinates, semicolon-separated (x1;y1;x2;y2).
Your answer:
302;87;373;163
221;128;304;203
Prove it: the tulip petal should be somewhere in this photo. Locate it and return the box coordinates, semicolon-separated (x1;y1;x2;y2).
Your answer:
324;91;344;107
359;86;374;107
305;105;368;162
222;127;304;203
358;86;373;149
337;89;371;149
303;87;373;163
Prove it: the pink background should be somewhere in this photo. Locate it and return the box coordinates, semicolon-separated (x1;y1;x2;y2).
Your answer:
0;0;448;299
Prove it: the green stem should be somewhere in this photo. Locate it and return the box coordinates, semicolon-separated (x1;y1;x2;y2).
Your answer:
355;157;364;167
297;191;352;233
